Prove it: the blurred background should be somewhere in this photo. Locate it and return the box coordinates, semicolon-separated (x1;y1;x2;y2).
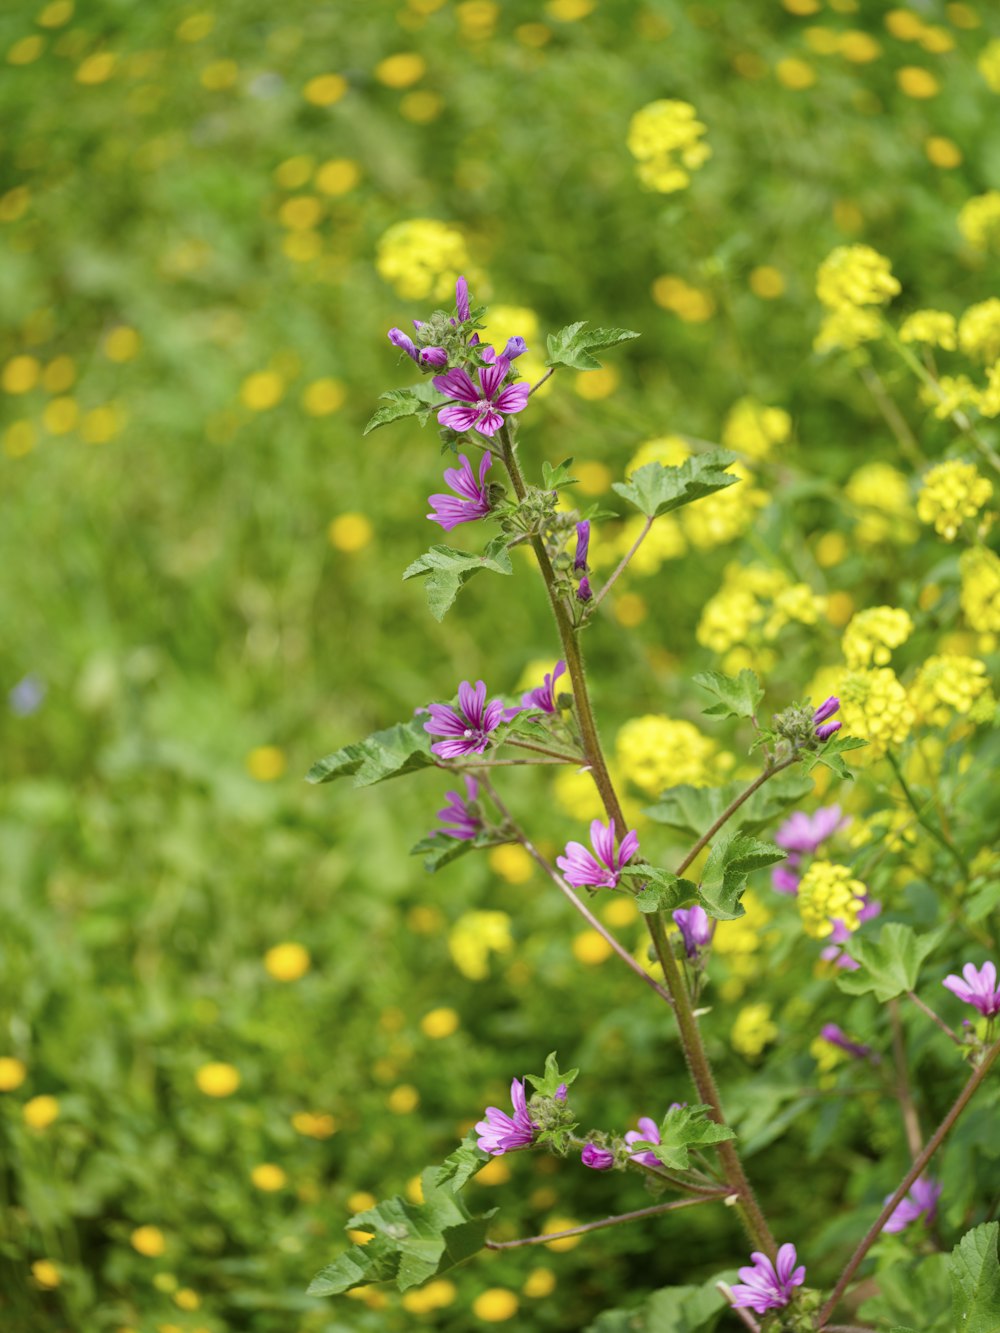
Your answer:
2;0;999;1328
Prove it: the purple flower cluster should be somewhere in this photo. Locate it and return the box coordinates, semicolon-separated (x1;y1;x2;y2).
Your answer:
425;680;508;759
427;452;493;531
943;961;1000;1018
433;357;529;439
435;775;481;841
574;520;592;603
820;898;881;971
623;1116;663;1168
521;660;567;714
812;695;842;741
730;1244;806;1314
882;1176;942;1234
387;326;448;368
475;1078;537;1156
557;818;639;890
772;804;849;895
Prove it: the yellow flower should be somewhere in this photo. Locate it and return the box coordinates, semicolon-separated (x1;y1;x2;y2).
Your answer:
840;30;881;62
731;1003;778;1057
42;397;78;435
722;397;791;461
278;195;322;231
810;1033;847;1074
910;655;994;726
573;460;612;495
251;1164;288;1192
387;1083;420;1114
553;766;605;821
927;374;980;420
978;38;1000;93
840;668;915;757
475;1157;511;1186
683;463;768;549
798;861;868;938
959;546;1000;632
572;930;613;965
301;377;345;417
547;0;595;18
816;245;899;310
897;66;939;98
814;305;882;353
195;1062;240;1097
2;355;41;394
457;0;499;39
627;100;710;194
402;1279;457;1312
39;2;74;28
488;844;534;884
473;1288;520;1320
315;158;360;195
917;460;993;541
448;910;513;979
375;53;426;87
303;73;347;106
376;218;471;302
651;274;715;321
42;356;75;394
246;745;286;781
477;305;547;389
776;58;817;89
542;1217;582;1251
31;1260;60;1289
264;942;310;981
240;371;285;411
842;606;913;668
0;1057;27;1090
420;1007;460;1038
899;309;957;350
328;513;373;552
845;462;917;546
76;51;116;85
749;265;785;298
103;325;141;361
176;13;213;42
131;1226;167;1257
616;714;719;793
292;1110;337;1137
959;192;1000;253
959;299;1000;363
23;1095;60;1129
401;90;444;123
925;136;962;169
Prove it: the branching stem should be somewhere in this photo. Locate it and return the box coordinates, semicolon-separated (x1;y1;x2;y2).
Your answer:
484;1193;728;1250
886;750;969;881
590;516;654;609
675;759;797;877
905;989;962;1046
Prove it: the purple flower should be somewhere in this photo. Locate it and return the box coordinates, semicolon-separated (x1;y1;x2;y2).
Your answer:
456;276;470;322
502;336;527;359
813;696;842;742
820;944;860;971
9;675;46;716
943;961;1000;1018
475;1077;537;1155
435;775;481;841
882;1177;942;1234
830;896;881;944
771;863;802;895
554;1082;568;1101
576;575;592;603
556;819;639;890
581;1143;614;1171
574;520;590;572
730;1244;806;1314
624;1116;662;1168
421;346;449;368
819;1023;874;1061
388;327;448;368
427;452;493;531
673;905;712;957
521;660;567;714
776;805;849;855
433;357;530;439
425;680;506;759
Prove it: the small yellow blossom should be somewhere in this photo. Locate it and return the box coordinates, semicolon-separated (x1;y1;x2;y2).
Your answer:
23;1095;60;1129
402;1279;457;1312
2;355;41;394
31;1260;60;1289
627;100;711;194
899;310;957;350
303;73;347;106
731;1003;778;1057
457;1;499;39
616;715;719;793
722;397;791;461
925;136;962;169
475;1157;511;1186
240;371;285;411
840;668;915;757
0;1057;27;1090
651;274;716;321
39;1;74;28
473;1288;520;1320
842;606;913;668
195;1062;240;1097
246;746;286;781
542;1217;582;1251
387;1083;420;1114
264;942;310;981
959;299;1000;363
448;910;513;980
776;58;817;89
401;90;443;123
897;66;939;97
814;305;883;353
376;218;471;302
572;931;613;965
488;844;534;884
302;377;345;416
845;462;917;545
840;31;881;62
315;158;360;195
910;655;994;726
523;1267;557;1297
103;325;141;362
420;1007;460;1038
77;52;117;85
251;1164;288;1192
293;1110;336;1137
959;192;1000;253
917;460;993;540
328;513;373;552
553;766;606;821
978;38;1000;93
959;546;1000;632
131;1226;167;1257
749;265;785;298
816;245;900;310
798;861;868;938
375;52;426;87
811;1033;847;1074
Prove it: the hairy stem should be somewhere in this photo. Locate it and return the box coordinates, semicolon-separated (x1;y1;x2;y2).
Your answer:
676;759;796;877
906;989;962;1046
818;1037;1000;1326
886;750;969;881
888;999;922;1161
590;517;654;609
504;736;581;763
496;423;777;1257
484;1192;728;1250
716;1287;761;1332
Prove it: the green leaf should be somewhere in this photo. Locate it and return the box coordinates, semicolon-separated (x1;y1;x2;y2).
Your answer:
307;717;435;788
363;383;445;436
693;669;763;721
618;864;696;913
838;923;946;1003
426;1134;489;1195
585;1271;736;1333
403;535;513;621
525;1051;579;1098
637;1104;736;1171
409;833;483;874
611;451;738;520
545;322;640;371
858;1252;953;1330
802;732;868;779
699;829;785;920
951;1223;1000;1333
541;457;578;489
644;770;816;839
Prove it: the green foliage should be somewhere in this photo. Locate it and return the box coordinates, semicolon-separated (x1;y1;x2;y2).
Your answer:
363;382;445;435
636;1105;736;1171
545;322;640;371
950;1223;1000;1333
307;718;435;787
526;1051;580;1098
838;924;946;1003
618;864;696;913
693;669;763;721
409;831;500;873
699;829;785;920
611;452;738;520
857;1253;952;1331
542;457;579;489
643;770;816;838
801;732;869;779
585;1271;735;1332
402;536;513;621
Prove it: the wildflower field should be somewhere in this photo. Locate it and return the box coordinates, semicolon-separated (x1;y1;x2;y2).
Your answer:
2;0;1000;1330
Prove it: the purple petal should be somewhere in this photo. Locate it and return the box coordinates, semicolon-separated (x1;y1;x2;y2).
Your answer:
433;366;479;403
420;346;448;368
479;356;510;401
388;327;419;361
502;335;527;359
474;407;504;437
438;404;481;433
455;276;470;321
495;381;530;414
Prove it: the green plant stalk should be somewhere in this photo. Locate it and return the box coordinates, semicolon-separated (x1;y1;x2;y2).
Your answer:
496;423;777;1256
485;1192;729;1250
886;749;969;881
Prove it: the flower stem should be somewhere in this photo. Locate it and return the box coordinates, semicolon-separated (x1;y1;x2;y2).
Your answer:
504;737;581;763
529;368;555;397
716;1287;761;1332
888;999;922;1162
905;989;963;1046
675;759;797;877
817;1037;1000;1326
495;423;777;1258
590;517;654;609
885;749;969;881
484;1193;728;1250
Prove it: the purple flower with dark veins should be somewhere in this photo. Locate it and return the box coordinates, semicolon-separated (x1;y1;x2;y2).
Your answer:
502;336;527;359
581;1143;614;1171
819;1023;875;1061
776;805;850;855
730;1244;806;1314
813;696;842;742
574;520;590;572
433;356;530;439
455;275;470;322
475;1077;537;1155
624;1116;662;1168
521;660;567;714
882;1177;943;1234
556;819;639;890
424;680;506;759
673;905;713;957
943;961;1000;1018
435;775;481;841
427;452;493;531
387;327;448;368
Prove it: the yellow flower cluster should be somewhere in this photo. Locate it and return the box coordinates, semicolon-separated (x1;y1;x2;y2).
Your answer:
841;606;913;668
814;304;883;354
626;100;711;193
683;463;769;550
959;546;1000;633
651;274;716;322
447;911;513;980
917;460;993;540
478;305;548;394
958;192;1000;253
615;714;721;794
909;655;995;727
839;668;915;757
899;309;957;350
816;245;900;311
730;1003;778;1058
797;861;867;939
697;563;827;672
721;397;792;462
979;38;1000;93
375;219;472;300
926;374;980;420
845;462;917;545
958;299;1000;364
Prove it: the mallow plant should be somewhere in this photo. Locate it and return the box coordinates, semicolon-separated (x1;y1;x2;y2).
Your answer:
306;278;1000;1331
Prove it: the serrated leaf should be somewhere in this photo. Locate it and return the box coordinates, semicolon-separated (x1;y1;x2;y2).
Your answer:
838;923;946;1003
525;1051;579;1098
307;717;435;788
541;457;577;489
951;1224;1000;1333
364;383;445;436
802;732;868;779
545;322;640;371
636;1104;736;1171
699;829;785;920
644;770;816;839
409;833;478;873
619;864;696;913
611;451;738;519
403;535;513;621
426;1134;489;1195
693;669;763;722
